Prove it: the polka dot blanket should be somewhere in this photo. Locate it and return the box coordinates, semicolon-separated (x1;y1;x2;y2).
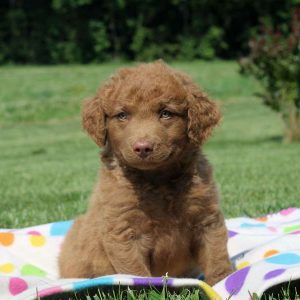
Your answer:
1;208;300;299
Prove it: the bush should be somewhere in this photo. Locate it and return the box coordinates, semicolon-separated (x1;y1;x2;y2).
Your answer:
49;29;82;63
89;21;110;62
0;0;298;63
240;8;300;142
198;26;227;60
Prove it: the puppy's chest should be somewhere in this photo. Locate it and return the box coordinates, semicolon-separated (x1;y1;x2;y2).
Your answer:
133;189;199;245
133;202;195;275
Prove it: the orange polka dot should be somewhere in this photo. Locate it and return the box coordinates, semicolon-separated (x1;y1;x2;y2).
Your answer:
256;216;268;222
0;232;14;246
264;249;279;258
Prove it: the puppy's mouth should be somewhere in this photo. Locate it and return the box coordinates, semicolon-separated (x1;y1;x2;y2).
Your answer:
119;146;176;170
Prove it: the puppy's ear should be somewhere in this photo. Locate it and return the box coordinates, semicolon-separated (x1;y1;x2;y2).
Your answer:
187;90;221;145
81;95;106;147
172;70;221;145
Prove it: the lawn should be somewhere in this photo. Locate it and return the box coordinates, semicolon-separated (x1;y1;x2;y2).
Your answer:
1;61;299;228
0;61;300;299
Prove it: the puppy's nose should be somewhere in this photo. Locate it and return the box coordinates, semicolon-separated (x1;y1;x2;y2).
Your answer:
133;141;153;158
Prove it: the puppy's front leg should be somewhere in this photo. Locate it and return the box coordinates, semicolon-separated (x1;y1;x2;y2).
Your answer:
195;210;232;286
103;223;151;276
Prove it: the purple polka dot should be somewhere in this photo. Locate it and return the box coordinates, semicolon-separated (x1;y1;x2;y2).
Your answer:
228;230;238;238
133;277;173;286
264;269;285;280
225;266;250;295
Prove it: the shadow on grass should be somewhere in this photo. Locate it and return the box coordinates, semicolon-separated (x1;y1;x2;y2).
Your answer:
262;279;300;299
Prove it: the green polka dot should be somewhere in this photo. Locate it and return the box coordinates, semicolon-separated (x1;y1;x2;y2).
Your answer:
21;264;47;277
283;224;300;234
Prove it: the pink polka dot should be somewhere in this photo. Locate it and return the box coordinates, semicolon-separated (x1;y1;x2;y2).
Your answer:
37;286;64;297
280;208;296;216
267;226;277;233
9;277;28;295
27;230;41;235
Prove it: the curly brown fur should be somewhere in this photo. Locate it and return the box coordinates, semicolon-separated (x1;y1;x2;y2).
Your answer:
58;61;232;285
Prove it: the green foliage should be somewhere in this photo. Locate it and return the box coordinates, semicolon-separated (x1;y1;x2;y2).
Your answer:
240;8;300;142
89;21;111;62
3;9;30;63
0;0;299;63
176;37;197;61
50;29;82;63
52;0;93;10
198;27;227;60
130;24;152;60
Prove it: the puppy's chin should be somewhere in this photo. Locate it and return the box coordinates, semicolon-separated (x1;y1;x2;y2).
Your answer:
124;160;167;171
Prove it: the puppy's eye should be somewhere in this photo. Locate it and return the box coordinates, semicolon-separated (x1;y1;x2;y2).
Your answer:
116;112;128;121
160;110;173;119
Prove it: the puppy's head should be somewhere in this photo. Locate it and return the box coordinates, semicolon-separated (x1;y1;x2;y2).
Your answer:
82;61;221;170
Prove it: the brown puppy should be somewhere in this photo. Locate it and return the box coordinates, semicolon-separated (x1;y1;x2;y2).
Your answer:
58;61;232;285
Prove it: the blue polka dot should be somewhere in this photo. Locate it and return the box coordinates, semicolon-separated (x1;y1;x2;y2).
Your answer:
50;221;73;236
73;276;114;291
266;253;300;265
240;223;266;228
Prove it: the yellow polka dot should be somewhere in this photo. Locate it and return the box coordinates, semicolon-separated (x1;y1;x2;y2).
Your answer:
0;263;15;273
30;235;46;247
263;249;279;258
236;261;250;270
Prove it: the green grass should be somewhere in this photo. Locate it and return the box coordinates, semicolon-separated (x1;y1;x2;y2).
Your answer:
1;61;299;227
0;61;300;299
43;286;208;300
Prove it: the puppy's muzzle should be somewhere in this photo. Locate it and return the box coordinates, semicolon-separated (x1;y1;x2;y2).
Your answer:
133;140;154;159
